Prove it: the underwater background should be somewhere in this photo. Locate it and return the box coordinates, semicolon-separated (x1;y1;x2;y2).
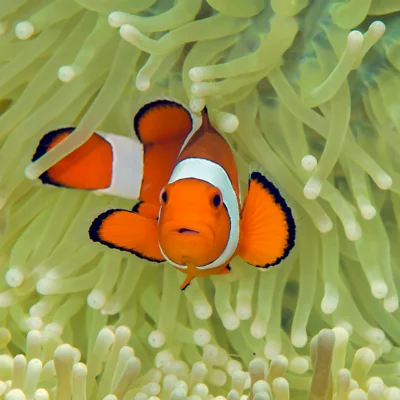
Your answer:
1;0;400;398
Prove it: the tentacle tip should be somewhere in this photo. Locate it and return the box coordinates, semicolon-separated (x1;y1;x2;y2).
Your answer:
0;292;16;308
347;30;364;50
0;380;7;394
356;348;376;367
317;217;333;233
4;389;26;400
34;389;50;400
148;330;166;348
190;83;202;96
360;205;376;220
291;331;307;348
24;164;39;180
36;278;54;295
193;329;211;347
98;327;115;345
26;316;43;331
365;327;385;344
44;322;63;336
336;321;353;335
376;174;392;190
5;268;24;288
263;341;281;359
115;325;132;338
72;362;88;377
321;295;338;315
15;21;35;40
217;113;239;133
272;377;289;391
303;177;322;200
332;326;350;345
369;20;386;36
386;388;400;400
189;97;206;113
108;11;126;28
288;357;309;374
371;281;388;299
384;295;398;313
301;155;317;172
103;395;117;400
44;269;61;279
27;329;43;340
54;343;81;363
222;313;240;331
235;303;251;320
136;76;150;91
345;222;362;241
250;321;266;339
87;289;106;309
189;67;205;83
119;24;139;42
193;302;213;320
58;66;76;83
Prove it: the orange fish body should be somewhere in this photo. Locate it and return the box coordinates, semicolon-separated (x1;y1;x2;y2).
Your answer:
32;99;295;290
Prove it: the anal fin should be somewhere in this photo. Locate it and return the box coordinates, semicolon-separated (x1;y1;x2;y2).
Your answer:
217;264;231;275
238;171;296;269
89;208;164;263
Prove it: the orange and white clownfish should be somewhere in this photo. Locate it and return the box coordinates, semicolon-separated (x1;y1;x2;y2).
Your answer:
31;99;296;290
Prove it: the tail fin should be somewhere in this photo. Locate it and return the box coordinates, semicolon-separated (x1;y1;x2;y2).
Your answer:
32;128;143;200
32;127;113;190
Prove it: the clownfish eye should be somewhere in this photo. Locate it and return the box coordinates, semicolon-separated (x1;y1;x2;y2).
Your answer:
160;189;168;205
212;194;222;208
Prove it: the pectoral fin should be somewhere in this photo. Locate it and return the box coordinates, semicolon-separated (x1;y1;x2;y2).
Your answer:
89;208;164;263
132;201;160;220
238;172;296;269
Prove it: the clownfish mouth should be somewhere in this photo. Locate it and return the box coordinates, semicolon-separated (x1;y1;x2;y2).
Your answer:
176;228;200;235
162;221;214;242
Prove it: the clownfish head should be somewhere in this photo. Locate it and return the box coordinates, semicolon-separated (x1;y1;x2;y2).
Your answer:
158;178;231;268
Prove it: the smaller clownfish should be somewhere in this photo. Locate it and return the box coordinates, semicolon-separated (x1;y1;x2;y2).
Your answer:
31;99;296;290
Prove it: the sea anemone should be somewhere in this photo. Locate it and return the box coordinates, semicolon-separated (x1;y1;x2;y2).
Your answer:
1;0;400;398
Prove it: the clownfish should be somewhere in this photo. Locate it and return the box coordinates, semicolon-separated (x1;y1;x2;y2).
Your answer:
31;99;296;290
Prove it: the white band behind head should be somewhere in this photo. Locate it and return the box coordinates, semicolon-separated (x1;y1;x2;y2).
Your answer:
159;158;240;270
95;132;143;200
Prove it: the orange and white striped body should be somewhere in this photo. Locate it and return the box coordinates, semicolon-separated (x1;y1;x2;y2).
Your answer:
32;99;296;290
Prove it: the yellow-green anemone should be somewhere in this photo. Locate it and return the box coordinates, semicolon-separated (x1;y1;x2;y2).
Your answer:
1;0;400;399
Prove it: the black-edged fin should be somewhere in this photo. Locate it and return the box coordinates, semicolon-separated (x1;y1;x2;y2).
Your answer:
32;127;75;162
216;264;232;275
89;208;165;263
134;99;200;144
238;171;296;268
31;127;114;191
132;201;159;220
181;281;191;291
180;275;195;291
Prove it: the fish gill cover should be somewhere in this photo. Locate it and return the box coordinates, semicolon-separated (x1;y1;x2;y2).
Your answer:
0;0;400;399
